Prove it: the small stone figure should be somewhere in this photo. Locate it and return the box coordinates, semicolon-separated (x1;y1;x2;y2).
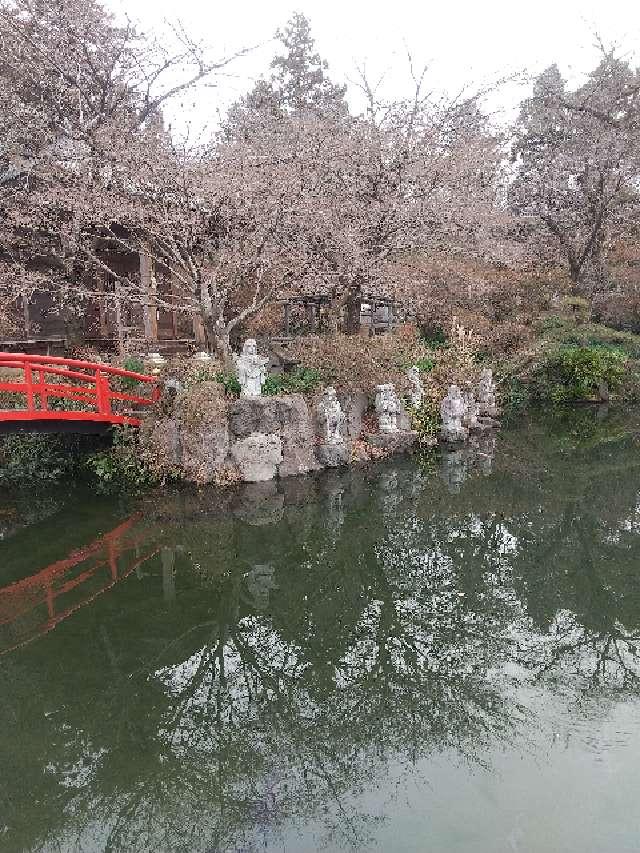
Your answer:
463;385;480;430
318;387;346;444
234;338;268;398
477;368;498;418
406;365;424;408
375;384;401;433
440;384;468;442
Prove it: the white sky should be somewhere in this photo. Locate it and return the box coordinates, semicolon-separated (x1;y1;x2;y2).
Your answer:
108;0;640;133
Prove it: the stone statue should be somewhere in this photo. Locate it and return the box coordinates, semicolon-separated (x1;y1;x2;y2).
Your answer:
318;387;345;444
477;368;498;417
440;384;468;442
406;366;424;408
234;338;268;398
463;385;480;430
375;384;401;433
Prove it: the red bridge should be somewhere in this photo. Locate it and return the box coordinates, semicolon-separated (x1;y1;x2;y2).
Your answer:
0;352;160;433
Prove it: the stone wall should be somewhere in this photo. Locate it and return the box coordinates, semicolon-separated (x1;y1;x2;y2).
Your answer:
143;385;419;485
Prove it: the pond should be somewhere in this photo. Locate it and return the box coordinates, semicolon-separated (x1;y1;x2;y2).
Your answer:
1;409;640;853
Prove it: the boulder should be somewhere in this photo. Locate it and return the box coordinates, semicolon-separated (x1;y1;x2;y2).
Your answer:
182;423;230;484
142;416;182;469
228;395;319;479
230;431;283;482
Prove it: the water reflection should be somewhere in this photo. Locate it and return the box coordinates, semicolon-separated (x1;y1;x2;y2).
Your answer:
1;411;640;852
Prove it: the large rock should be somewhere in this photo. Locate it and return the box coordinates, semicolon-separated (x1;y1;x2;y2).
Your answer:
142;416;182;469
182;423;230;483
228;395;319;478
338;391;369;440
230;432;283;482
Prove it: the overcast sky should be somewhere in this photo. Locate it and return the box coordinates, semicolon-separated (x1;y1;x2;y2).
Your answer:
108;0;640;132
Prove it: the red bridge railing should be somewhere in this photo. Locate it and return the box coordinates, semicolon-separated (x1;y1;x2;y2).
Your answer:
0;352;160;427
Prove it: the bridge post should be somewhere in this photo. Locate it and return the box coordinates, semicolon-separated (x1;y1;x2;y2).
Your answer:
23;363;35;411
95;368;112;416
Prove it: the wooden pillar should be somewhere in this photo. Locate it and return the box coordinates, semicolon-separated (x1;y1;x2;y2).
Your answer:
140;251;158;342
306;301;316;332
284;301;291;336
22;294;31;336
169;275;179;339
114;281;125;355
345;295;361;335
97;271;109;339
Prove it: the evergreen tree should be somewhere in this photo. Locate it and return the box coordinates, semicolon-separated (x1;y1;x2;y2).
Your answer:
223;12;348;140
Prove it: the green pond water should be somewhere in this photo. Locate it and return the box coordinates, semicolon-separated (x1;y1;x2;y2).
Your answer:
1;410;640;853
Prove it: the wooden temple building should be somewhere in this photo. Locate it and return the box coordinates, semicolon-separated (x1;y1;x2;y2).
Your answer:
3;252;408;356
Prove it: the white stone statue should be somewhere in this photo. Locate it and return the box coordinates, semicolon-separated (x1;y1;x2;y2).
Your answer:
406;365;424;408
318;387;346;444
234;338;268;398
440;384;468;442
375;384;401;433
477;368;498;418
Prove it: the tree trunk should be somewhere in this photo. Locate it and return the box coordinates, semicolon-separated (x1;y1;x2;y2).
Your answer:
211;319;234;370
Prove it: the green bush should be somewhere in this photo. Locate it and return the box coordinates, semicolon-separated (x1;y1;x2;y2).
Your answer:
534;345;627;403
501;377;532;416
215;371;241;397
414;356;436;374
0;433;84;483
263;367;322;396
85;426;156;494
117;357;147;393
419;328;448;350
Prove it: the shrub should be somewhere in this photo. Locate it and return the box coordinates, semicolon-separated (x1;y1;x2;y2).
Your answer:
413;356;436;373
263;366;322;396
117;356;147;392
287;327;434;394
533;345;627;403
0;433;85;484
85;426;157;494
214;371;241;397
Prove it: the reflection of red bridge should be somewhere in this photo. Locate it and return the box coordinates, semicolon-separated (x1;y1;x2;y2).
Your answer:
0;352;160;433
0;514;159;655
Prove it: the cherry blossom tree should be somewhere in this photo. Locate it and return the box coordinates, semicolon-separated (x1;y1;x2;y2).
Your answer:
0;0;250;337
510;52;640;292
